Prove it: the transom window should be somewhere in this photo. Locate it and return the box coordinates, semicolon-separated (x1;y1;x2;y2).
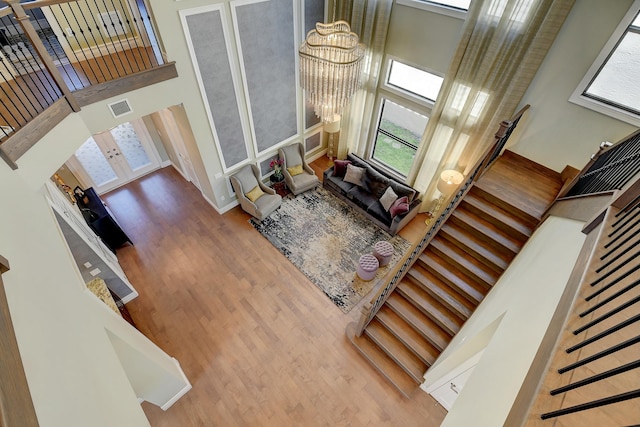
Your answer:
421;0;471;11
387;60;444;103
372;100;429;176
570;2;640;126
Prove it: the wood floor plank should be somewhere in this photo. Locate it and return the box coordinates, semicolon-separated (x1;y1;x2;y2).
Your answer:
102;163;447;426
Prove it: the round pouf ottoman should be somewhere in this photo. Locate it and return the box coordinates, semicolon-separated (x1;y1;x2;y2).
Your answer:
373;241;394;267
357;254;379;281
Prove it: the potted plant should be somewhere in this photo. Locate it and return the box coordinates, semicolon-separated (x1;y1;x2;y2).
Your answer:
269;158;284;183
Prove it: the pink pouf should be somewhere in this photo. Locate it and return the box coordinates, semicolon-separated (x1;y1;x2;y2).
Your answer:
357;254;379;281
373;241;394;267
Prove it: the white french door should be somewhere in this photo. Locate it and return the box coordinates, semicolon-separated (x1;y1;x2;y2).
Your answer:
68;118;161;194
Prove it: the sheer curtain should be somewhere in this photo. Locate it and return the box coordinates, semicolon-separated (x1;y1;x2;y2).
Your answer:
408;0;575;212
335;0;393;159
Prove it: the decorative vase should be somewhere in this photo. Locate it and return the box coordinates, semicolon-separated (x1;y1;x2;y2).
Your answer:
270;173;284;183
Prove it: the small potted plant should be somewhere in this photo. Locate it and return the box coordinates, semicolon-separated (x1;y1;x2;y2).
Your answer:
269;158;284;183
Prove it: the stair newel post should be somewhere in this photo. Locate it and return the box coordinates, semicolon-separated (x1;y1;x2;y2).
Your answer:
4;0;80;112
355;302;373;336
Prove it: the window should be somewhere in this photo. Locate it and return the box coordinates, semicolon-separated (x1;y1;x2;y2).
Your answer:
387;60;444;103
570;2;640;126
372;100;429;176
396;0;469;19
422;0;471;11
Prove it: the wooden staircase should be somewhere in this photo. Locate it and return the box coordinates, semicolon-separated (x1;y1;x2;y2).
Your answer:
347;151;564;398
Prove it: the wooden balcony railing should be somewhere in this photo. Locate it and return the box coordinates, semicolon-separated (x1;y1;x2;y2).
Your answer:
0;0;176;169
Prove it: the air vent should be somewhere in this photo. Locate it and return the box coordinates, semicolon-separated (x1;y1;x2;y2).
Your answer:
108;99;132;118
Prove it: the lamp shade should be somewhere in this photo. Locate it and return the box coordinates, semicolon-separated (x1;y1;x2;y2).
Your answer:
436;170;464;195
323;115;341;133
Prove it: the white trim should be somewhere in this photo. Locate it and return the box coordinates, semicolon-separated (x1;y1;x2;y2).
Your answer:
395;0;468;20
568;0;640;127
179;4;252;173
160;358;193;410
204;192;239;215
161;159;173;168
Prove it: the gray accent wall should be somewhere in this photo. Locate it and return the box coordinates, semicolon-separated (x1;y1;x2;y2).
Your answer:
185;10;248;169
235;0;298;152
305;132;320;152
304;0;323;130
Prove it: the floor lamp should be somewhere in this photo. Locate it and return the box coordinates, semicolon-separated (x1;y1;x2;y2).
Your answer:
426;169;464;225
324;115;341;164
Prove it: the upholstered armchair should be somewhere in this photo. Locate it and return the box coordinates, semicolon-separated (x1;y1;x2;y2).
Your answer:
230;164;282;220
278;143;319;195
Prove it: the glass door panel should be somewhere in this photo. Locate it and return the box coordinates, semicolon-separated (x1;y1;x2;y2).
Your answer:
110;122;152;172
74;136;119;189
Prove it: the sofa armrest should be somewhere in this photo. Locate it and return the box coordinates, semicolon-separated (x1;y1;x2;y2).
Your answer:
389;198;421;235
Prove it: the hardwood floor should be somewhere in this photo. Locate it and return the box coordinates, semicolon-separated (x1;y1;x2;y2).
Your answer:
102;161;447;426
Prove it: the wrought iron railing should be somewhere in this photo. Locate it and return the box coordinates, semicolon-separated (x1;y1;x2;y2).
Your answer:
354;105;530;336
562;129;640;198
538;187;640;422
0;0;164;142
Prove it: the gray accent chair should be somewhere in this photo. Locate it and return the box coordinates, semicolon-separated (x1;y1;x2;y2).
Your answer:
230;164;282;220
278;143;320;195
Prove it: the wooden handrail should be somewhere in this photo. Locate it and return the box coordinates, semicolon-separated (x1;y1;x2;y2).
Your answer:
353;105;531;336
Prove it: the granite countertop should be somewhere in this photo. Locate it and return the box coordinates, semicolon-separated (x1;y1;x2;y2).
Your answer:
86;278;120;315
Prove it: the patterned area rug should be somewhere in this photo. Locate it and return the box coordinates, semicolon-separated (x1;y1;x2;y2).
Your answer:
250;187;411;313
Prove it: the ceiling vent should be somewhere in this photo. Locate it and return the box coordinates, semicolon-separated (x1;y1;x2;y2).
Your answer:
108;99;132;118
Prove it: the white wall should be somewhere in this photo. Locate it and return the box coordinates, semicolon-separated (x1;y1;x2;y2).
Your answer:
510;0;637;172
422;217;586;427
2;115;190;426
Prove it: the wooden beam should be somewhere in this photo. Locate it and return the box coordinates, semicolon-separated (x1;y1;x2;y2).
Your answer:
74;63;178;107
0;97;73;166
0;257;40;426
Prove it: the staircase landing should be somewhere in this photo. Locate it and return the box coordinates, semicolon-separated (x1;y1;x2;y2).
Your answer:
347;151;563;398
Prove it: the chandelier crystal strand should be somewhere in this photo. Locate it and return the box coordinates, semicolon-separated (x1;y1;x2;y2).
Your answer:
299;20;365;123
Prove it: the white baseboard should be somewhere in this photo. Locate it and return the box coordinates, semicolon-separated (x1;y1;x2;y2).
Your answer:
202;193;238;215
160;358;193;411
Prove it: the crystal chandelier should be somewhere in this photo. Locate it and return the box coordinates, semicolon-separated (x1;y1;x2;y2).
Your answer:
299;21;366;123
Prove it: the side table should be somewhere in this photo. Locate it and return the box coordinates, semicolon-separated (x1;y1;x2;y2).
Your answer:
272;180;289;198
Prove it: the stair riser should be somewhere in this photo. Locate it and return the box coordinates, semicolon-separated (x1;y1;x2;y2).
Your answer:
448;214;519;258
417;254;486;306
406;270;472;320
426;243;497;289
470;186;539;228
375;311;438;366
460;198;531;241
439;227;507;275
364;328;425;383
394;282;460;339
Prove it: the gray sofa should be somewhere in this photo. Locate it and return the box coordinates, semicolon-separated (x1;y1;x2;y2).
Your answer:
323;153;421;235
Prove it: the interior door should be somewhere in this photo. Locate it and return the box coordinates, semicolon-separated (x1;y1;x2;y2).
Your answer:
68;119;161;194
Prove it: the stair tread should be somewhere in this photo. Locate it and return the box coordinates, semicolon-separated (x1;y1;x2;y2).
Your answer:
346;322;419;398
419;252;488;305
474;151;562;221
463;191;533;239
377;305;441;366
388;289;460;343
406;267;474;319
440;223;511;272
430;236;499;287
450;208;522;255
365;319;429;383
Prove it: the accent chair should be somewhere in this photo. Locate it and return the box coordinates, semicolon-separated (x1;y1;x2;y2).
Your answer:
278;143;320;195
230;164;282;220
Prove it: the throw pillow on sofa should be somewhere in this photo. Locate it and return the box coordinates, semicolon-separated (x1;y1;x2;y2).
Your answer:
379;186;398;211
344;164;366;186
363;167;390;199
390;196;410;218
333;159;351;177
